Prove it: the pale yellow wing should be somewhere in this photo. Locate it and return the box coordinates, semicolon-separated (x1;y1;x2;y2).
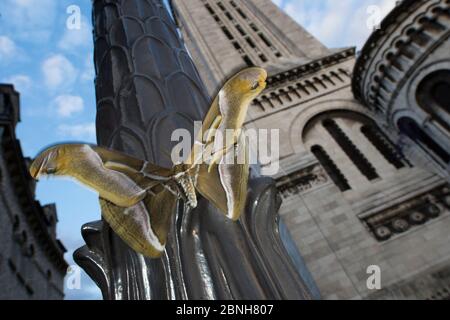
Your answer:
187;95;221;166
30;144;148;208
217;133;249;220
100;188;177;258
91;146;180;257
186;84;251;220
30;143;179;258
194;133;249;221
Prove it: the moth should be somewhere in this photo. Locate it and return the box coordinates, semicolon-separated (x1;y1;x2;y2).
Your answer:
29;67;268;258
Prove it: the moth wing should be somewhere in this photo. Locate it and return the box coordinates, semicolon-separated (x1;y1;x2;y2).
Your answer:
194;133;249;220
91;145;174;191
194;164;228;215
186;96;221;166
31;143;149;208
218;134;249;221
92;146;179;258
100;188;177;258
90;145;146;172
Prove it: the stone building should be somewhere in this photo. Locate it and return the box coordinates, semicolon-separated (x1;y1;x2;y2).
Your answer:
353;0;450;184
170;0;450;299
0;84;68;299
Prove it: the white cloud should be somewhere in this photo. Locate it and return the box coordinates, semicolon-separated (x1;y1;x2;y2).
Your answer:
42;54;78;90
58;123;96;139
58;17;93;51
272;0;283;7
279;0;398;49
4;74;32;93
2;0;57;43
54;95;84;117
0;36;18;61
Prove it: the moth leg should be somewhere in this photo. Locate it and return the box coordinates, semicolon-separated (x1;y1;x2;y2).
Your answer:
207;130;243;172
207;144;235;173
204;115;222;145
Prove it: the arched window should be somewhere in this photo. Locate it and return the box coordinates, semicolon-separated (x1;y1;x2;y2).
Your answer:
417;70;450;133
322;119;379;181
303;111;409;191
361;125;408;169
398;117;450;165
311;145;351;192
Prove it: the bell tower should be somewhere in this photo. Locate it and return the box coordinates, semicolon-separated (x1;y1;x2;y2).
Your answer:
171;0;330;94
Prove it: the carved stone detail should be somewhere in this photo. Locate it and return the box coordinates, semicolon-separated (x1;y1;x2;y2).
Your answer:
360;185;450;242
276;164;329;198
251;49;354;114
353;0;450;118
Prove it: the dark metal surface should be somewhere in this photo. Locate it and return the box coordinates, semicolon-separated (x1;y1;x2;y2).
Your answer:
74;0;317;300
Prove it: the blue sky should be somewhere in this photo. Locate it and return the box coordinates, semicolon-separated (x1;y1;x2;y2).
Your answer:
0;0;397;300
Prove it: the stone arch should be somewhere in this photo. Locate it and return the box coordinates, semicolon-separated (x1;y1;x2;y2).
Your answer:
298;106;408;190
416;69;450;133
397;116;450;167
289;99;367;154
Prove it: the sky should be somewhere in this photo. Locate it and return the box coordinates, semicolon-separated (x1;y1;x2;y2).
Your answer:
0;0;398;300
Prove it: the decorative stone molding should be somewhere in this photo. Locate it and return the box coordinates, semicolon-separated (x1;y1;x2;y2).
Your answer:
0;85;67;274
353;0;450;123
287;99;370;155
253;65;351;112
276;164;329;198
0;85;20;127
267;47;355;89
1;129;68;273
359;184;450;242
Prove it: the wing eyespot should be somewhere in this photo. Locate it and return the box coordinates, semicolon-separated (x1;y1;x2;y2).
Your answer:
251;82;259;90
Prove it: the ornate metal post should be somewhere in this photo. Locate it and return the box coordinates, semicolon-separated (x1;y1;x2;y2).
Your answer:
74;0;318;300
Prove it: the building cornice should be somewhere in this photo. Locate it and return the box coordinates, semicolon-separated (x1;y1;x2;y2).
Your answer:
1;126;68;273
246;48;355;121
1;85;68;274
266;47;355;89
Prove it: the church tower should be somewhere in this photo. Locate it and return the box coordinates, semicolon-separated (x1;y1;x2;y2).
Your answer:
171;0;450;299
171;0;330;94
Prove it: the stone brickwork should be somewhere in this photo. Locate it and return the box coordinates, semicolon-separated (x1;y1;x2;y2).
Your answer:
171;0;450;299
0;85;67;300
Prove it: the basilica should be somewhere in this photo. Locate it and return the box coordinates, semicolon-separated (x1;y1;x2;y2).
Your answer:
171;0;450;299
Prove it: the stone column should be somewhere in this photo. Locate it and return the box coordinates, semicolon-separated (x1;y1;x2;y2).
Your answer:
74;0;317;300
